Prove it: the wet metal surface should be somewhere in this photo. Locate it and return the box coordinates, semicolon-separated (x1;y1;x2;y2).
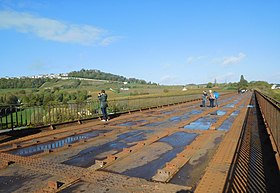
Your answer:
169;115;190;122
0;92;264;193
0;144;12;151
209;110;227;116
107;132;197;180
0;171;51;193
9;130;111;156
64;130;153;168
117;120;147;126
170;151;209;186
217;116;236;131
184;117;218;130
144;121;166;127
231;110;240;116
188;109;203;115
223;100;240;108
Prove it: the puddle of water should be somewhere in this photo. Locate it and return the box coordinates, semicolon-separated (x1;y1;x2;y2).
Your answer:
230;110;240;116
209;110;227;116
169;116;181;122
224;99;240;108
10;130;111;156
144;121;166;127
247;105;254;108
0;145;12;150
217;116;235;131
64;130;153;168
162;110;176;115
189;110;203;115
181;115;190;119
118;120;147;126
119;132;198;180
158;132;198;147
184;117;217;130
224;104;235;108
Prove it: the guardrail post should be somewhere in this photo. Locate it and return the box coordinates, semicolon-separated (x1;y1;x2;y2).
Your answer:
10;106;14;130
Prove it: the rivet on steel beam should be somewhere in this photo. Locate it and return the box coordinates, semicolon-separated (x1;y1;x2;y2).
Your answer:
139;142;146;146
44;149;53;154
95;160;106;167
107;155;118;161
159;169;171;175
48;181;64;190
166;163;177;168
12;144;21;148
177;153;185;158
123;148;132;153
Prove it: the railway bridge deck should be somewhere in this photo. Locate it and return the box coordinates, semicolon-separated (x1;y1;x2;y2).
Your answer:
0;91;279;192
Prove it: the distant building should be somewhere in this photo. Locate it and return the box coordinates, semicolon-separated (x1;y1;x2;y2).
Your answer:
271;84;280;89
182;87;187;91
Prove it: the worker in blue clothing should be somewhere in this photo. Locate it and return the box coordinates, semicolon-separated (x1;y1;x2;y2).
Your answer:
213;91;219;107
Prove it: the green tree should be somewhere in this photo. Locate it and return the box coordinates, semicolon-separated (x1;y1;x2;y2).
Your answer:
6;95;19;104
238;75;248;90
206;82;213;88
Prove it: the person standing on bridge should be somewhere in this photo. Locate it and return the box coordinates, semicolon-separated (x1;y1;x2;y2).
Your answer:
98;90;108;121
213;91;219;107
201;91;208;107
208;90;215;107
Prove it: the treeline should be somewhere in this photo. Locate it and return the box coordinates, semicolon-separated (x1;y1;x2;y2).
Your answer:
68;69;149;84
0;78;51;89
0;89;89;106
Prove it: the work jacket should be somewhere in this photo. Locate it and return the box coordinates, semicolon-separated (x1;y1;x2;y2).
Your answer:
98;93;108;108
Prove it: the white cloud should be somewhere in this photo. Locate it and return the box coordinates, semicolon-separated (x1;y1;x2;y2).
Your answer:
100;36;122;46
186;55;207;65
0;10;117;46
222;52;246;66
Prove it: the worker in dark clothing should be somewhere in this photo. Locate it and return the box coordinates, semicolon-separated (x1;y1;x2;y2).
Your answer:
201;91;208;107
98;90;108;121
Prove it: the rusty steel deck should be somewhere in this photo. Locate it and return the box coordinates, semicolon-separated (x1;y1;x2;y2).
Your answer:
0;92;279;193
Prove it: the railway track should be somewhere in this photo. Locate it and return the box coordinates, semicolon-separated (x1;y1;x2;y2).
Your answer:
0;91;279;192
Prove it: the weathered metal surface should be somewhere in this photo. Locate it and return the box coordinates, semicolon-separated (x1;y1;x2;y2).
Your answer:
224;94;280;192
0;92;278;192
0;152;191;192
194;94;251;193
152;132;216;182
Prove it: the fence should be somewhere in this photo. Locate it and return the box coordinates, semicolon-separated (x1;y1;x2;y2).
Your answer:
255;90;280;157
0;94;201;130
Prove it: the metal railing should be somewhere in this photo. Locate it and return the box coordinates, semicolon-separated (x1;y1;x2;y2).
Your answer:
0;94;201;130
255;90;280;158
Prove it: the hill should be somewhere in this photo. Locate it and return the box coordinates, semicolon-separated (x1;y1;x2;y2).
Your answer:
68;69;149;84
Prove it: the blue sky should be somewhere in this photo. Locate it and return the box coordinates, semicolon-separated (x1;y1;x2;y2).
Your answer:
0;0;279;85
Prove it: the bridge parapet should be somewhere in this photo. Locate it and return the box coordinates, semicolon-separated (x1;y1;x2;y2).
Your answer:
255;90;280;169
